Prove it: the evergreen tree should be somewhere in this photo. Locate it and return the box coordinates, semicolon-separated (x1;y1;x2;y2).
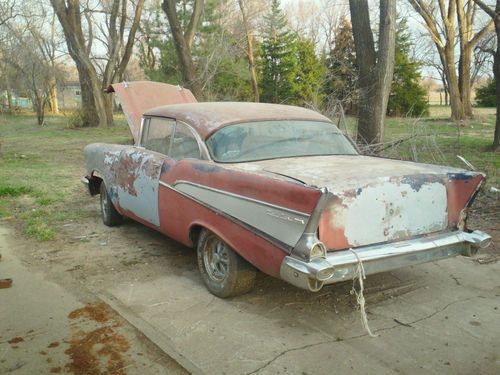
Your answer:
259;0;300;104
476;78;496;107
387;18;429;117
295;38;325;106
324;16;357;109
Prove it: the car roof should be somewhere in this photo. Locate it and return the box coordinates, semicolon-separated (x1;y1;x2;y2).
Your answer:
144;102;332;139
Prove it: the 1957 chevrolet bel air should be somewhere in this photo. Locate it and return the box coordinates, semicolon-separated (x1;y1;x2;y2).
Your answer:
82;81;491;297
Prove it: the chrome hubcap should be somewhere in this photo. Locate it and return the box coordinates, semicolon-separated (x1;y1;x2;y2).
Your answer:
204;237;229;282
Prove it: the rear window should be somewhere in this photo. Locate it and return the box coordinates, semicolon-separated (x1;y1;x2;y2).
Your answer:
206;120;357;162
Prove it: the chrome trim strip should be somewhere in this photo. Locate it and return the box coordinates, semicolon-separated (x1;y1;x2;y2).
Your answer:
167;180;310;246
280;230;492;291
176;120;211;161
137;117;146;146
291;187;334;260
158;180;293;251
171;180;311;217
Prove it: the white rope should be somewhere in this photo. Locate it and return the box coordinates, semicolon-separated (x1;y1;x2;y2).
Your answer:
350;248;378;338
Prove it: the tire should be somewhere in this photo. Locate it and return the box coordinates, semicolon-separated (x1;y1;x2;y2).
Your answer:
100;182;123;226
197;229;256;298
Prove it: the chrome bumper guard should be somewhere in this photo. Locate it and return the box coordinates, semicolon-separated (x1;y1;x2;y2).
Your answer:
280;230;492;292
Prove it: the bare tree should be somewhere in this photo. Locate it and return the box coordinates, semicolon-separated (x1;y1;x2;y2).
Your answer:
473;0;500;150
50;0;145;127
457;0;494;116
161;0;204;100
26;6;63;114
1;30;57;125
237;0;259;102
472;34;495;86
0;0;19;27
409;0;493;120
349;0;396;146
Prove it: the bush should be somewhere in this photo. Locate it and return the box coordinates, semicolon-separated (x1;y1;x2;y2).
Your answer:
67;108;87;128
475;79;496;107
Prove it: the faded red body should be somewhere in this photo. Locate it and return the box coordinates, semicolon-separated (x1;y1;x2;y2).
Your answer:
83;81;489;292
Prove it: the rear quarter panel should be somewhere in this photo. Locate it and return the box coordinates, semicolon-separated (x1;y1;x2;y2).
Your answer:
158;160;321;277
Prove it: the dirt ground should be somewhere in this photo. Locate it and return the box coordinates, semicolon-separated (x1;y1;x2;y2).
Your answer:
1;189;499;374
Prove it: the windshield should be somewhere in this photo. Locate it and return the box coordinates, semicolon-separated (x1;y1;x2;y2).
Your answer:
206;120;358;162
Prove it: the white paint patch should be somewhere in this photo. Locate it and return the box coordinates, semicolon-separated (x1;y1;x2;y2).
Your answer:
329;178;448;247
117;154;162;226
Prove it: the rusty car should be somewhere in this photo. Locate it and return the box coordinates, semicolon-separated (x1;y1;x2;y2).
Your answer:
82;81;492;298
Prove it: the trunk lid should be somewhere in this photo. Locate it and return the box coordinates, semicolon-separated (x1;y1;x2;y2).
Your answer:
228;155;484;250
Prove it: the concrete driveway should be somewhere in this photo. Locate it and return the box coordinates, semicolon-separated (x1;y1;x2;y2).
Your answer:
1;210;499;374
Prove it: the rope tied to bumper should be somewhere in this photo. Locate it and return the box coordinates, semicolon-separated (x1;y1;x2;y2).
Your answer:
350;248;378;338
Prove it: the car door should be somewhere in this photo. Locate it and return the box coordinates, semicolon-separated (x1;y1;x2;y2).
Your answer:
117;117;176;227
157;121;206;240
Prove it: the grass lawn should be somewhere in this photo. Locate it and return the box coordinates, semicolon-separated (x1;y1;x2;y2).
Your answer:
0;107;498;241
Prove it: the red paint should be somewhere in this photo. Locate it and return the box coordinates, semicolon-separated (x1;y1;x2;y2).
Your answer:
157;184;287;277
163;160;320;214
446;174;484;227
318;210;350;251
155;159;322;276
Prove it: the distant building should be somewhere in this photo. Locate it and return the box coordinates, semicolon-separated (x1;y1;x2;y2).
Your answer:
0;91;32;111
57;81;81;110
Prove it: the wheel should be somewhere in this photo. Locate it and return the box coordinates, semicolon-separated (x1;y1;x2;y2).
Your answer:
100;182;122;226
197;229;256;298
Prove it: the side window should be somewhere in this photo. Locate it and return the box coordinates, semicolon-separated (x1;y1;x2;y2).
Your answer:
170;122;201;160
141;117;175;155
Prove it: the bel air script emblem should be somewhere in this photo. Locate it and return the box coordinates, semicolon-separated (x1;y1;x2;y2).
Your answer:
265;209;306;225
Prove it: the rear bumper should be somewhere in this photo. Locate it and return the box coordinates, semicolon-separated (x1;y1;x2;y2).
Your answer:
280;230;491;292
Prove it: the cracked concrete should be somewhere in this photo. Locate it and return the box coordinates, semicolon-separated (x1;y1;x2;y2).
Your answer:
2;207;499;374
95;222;499;375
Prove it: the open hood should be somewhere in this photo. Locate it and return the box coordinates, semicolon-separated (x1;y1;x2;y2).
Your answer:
107;81;197;143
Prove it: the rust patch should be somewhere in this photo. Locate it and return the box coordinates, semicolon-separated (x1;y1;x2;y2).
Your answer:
0;278;13;288
8;336;24;344
65;303;130;375
50;367;62;373
48;341;60;348
65;327;130;375
108;152;139;196
68;303;118;324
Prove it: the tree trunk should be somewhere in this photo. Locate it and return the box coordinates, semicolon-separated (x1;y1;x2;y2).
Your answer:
349;0;396;146
51;0;144;127
457;0;494;118
162;0;204;100
76;62;104;127
247;35;260;102
103;93;114;128
31;92;46;126
6;90;12;111
442;47;465;120
48;81;59;114
238;0;259;102
458;48;473;117
170;30;203;99
494;18;500;150
5;73;13;111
